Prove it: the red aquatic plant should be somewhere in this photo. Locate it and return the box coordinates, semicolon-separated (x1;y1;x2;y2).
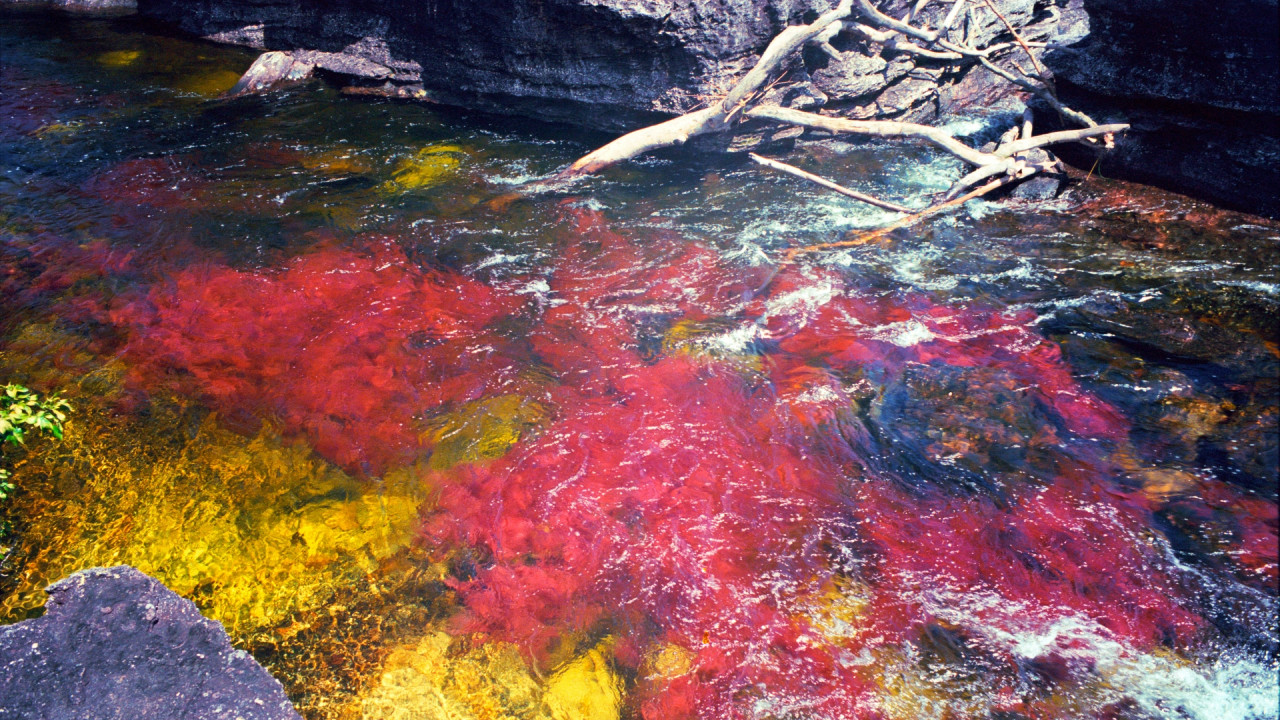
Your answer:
416;208;1219;716
110;237;525;474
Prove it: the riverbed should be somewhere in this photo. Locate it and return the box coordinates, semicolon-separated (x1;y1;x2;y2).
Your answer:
1;9;1277;719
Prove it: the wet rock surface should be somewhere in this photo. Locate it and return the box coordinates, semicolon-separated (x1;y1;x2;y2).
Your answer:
0;566;301;720
1045;0;1280;216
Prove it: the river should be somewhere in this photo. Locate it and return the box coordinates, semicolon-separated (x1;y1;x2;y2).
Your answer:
1;9;1276;719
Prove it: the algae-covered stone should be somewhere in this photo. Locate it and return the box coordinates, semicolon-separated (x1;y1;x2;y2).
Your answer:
543;640;623;720
381;144;468;192
358;632;550;720
96;49;141;67
175;68;244;97
424;395;548;470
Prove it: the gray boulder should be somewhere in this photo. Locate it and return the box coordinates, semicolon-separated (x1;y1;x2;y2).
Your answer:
0;566;301;720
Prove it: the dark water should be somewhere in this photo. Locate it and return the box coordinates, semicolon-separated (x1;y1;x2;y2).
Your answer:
1;9;1277;719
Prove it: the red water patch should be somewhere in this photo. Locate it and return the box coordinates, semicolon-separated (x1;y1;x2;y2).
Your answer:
84;156;214;212
0;69;76;139
414;208;1212;715
423;353;877;717
755;266;1127;444
110;237;526;474
853;478;1203;649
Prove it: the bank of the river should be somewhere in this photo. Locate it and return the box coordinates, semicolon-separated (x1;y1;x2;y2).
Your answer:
14;0;1276;215
1;8;1277;720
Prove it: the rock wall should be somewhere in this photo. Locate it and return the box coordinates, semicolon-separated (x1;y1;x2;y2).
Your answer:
1046;0;1280;216
0;566;301;720
133;0;1059;129
16;0;1278;215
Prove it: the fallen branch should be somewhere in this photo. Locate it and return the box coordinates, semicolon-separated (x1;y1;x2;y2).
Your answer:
556;0;853;178
746;105;997;167
994;123;1127;157
551;0;1125;257
750;153;914;213
785;172;1021;259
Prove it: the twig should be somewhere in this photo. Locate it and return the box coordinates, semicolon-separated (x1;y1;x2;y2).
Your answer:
941;0;967;30
750;153;914;213
784;173;1020;259
979;0;1045;78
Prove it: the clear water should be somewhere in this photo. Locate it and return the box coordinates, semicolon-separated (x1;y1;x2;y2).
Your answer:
1;9;1276;719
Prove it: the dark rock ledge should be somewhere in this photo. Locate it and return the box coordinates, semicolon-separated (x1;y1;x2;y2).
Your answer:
5;0;1277;216
0;566;301;720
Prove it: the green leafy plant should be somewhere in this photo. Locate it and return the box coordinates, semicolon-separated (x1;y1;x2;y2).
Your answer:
1;384;72;500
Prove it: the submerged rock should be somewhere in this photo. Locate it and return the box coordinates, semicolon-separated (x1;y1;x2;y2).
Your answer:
0;566;301;720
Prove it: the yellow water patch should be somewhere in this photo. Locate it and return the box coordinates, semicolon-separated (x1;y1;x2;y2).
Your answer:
175;68;245;97
380;144;467;192
544;640;623;720
801;576;872;643
97;49;142;67
643;642;694;681
661;318;763;372
356;634;623;720
1;400;428;639
359;631;551;720
423;394;548;470
31;121;85;138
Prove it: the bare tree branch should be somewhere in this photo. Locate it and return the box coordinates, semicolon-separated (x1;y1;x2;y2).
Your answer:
550;0;1128;255
786;168;1039;259
994;123;1127;156
979;0;1046;77
745;104;999;167
557;0;853;178
750;153;915;212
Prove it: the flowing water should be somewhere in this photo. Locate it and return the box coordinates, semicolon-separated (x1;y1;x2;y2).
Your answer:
1;9;1277;720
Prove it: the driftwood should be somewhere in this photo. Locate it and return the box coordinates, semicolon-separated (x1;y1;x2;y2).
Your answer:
556;0;1128;257
558;0;855;177
749;153;913;213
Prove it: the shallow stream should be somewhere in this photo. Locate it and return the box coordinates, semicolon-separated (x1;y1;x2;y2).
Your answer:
1;10;1277;720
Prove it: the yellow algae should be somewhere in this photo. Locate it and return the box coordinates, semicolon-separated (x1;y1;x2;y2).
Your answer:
359;631;551;720
380;145;468;192
31;120;85;138
97;49;142;67
873;647;982;720
661;318;763;372
801;576;873;643
0;400;428;638
544;640;623;720
644;643;694;681
0;322;116;394
355;635;623;720
423;395;548;470
175;68;245;97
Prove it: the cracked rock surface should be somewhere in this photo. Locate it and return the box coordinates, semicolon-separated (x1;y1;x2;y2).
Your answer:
0;566;301;720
